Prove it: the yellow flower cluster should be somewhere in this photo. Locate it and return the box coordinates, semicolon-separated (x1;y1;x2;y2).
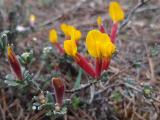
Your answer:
63;29;116;60
86;30;116;59
48;1;124;78
60;23;81;41
49;24;81;45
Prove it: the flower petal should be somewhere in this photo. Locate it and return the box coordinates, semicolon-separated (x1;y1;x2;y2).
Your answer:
86;30;101;57
101;41;116;58
71;29;82;41
49;29;58;44
109;2;124;22
60;23;75;37
86;30;112;58
64;40;77;57
97;16;102;27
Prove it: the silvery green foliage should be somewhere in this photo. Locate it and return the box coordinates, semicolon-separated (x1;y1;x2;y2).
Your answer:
32;91;67;118
0;31;9;55
20;51;34;64
5;68;32;87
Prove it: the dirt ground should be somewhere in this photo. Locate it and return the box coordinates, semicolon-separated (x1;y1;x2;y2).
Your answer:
0;0;160;120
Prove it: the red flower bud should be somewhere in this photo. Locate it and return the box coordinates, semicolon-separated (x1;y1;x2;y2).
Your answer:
7;46;23;80
52;78;65;107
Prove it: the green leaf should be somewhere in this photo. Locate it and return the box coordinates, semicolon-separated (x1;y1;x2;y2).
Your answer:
41;103;54;109
151;45;159;57
45;110;53;116
74;68;82;89
143;85;152;96
101;71;108;82
5;74;15;81
111;91;122;102
20;51;34;65
53;106;67;116
46;91;54;103
71;96;80;110
5;74;26;86
133;60;141;68
0;30;9;54
4;80;19;86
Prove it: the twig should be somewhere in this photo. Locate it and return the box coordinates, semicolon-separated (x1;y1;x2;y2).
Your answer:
78;108;94;120
134;111;146;120
119;88;135;104
142;36;156;84
66;64;132;93
0;104;6;120
124;82;160;103
1;89;15;120
88;84;95;104
65;80;98;93
94;82;122;96
30;109;47;120
119;0;151;30
135;5;160;13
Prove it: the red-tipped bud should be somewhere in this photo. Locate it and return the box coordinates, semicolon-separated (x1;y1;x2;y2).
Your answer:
7;46;23;80
52;78;65;107
75;53;96;78
110;22;118;43
97;16;105;33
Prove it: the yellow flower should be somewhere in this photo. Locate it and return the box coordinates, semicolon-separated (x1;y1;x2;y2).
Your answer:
64;40;77;57
109;1;124;22
49;29;58;44
100;41;116;58
86;29;116;58
71;29;81;41
60;23;74;37
29;14;36;25
97;16;102;27
60;23;81;41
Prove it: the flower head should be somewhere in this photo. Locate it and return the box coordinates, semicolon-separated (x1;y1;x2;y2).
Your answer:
97;16;105;33
71;29;81;41
64;40;77;57
7;46;23;80
86;30;116;58
63;40;96;78
29;14;36;26
109;2;124;22
60;23;81;41
60;23;74;37
49;29;58;44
